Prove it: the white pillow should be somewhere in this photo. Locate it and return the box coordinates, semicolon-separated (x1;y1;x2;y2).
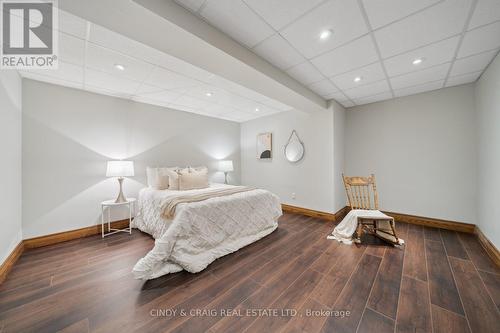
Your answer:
146;167;178;190
179;167;209;190
166;168;182;190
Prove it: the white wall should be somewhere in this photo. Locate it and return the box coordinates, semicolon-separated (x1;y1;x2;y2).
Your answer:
475;52;500;248
22;79;241;238
241;102;346;214
332;100;346;211
346;84;477;224
0;71;23;265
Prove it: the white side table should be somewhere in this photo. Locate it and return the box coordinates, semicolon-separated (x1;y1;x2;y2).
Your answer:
101;198;136;238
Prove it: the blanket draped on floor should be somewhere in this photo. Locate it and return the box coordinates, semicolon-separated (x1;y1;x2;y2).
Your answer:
328;209;404;245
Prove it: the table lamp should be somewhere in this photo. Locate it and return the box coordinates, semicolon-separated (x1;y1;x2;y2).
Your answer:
218;160;233;184
106;160;134;203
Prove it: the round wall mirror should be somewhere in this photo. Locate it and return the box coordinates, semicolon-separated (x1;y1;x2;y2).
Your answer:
284;130;305;163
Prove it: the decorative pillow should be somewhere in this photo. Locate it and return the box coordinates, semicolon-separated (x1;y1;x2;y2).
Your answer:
146;167;178;190
179;166;209;190
166;168;182;190
188;166;208;173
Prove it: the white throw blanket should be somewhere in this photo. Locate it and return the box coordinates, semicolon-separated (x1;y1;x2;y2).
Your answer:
132;184;282;280
328;209;401;245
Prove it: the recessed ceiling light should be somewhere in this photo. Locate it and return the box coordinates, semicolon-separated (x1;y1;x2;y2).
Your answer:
255;108;260;112
412;58;424;65
354;76;362;83
114;64;125;71
319;29;332;40
205;92;213;97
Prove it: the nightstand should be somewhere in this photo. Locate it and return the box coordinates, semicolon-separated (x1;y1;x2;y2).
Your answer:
101;198;136;238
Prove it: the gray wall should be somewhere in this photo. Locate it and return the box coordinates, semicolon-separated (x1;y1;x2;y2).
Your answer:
0;71;23;265
475;52;500;248
346;84;477;224
332;100;346;211
22;79;241;238
241;102;346;214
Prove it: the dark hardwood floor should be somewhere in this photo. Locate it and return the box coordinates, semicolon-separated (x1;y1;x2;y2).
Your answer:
0;213;499;333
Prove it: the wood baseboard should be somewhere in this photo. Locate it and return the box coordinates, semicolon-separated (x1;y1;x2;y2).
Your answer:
23;219;131;249
475;227;500;267
383;211;475;234
0;219;131;285
282;204;476;234
0;241;24;284
281;204;349;222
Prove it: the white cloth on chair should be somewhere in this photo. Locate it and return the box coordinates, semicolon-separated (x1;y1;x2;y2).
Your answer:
327;209;392;245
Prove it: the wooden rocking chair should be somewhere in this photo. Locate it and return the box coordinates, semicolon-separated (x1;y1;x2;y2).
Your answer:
342;174;401;245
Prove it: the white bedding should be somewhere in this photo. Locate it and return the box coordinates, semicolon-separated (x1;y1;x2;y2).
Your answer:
132;183;282;280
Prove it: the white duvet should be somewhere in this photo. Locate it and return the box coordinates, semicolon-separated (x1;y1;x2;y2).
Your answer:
132;183;282;280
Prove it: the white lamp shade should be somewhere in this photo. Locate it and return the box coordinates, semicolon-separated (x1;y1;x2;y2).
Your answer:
218;160;234;172
106;161;134;177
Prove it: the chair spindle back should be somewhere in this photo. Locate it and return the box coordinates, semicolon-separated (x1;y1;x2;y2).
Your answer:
342;174;379;210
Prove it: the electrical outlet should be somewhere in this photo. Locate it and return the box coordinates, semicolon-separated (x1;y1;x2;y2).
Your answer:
291;192;296;199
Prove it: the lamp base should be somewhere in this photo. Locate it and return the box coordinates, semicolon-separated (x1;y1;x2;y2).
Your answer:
224;172;229;184
115;177;128;203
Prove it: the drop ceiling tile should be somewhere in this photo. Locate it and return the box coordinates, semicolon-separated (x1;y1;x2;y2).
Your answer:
155;53;216;83
468;0;500;30
280;0;368;59
213;91;250;108
168;103;202;115
311;35;378;77
207;75;270;102
243;0;324;31
394;79;444;97
21;61;84;84
252;103;281;115
390;63;450;89
353;91;393;105
203;104;238;115
132;95;171;109
308;79;339;97
252;34;305;70
324;91;350;103
86;44;155;82
458;21;500;58
135;83;167;95
343;80;390;100
85;85;134;99
135;89;184;104
219;109;255;122
330;62;386;90
88;23;162;65
375;0;472;58
362;0;441;29
174;95;213;109
85;69;142;95
200;0;274;48
174;0;206;12
451;49;499;76
286;61;324;85
384;36;460;77
224;96;260;112
57;10;88;39
144;67;200;90
58;32;85;66
445;71;482;87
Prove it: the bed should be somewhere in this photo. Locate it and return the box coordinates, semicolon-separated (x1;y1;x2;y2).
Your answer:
131;183;282;280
